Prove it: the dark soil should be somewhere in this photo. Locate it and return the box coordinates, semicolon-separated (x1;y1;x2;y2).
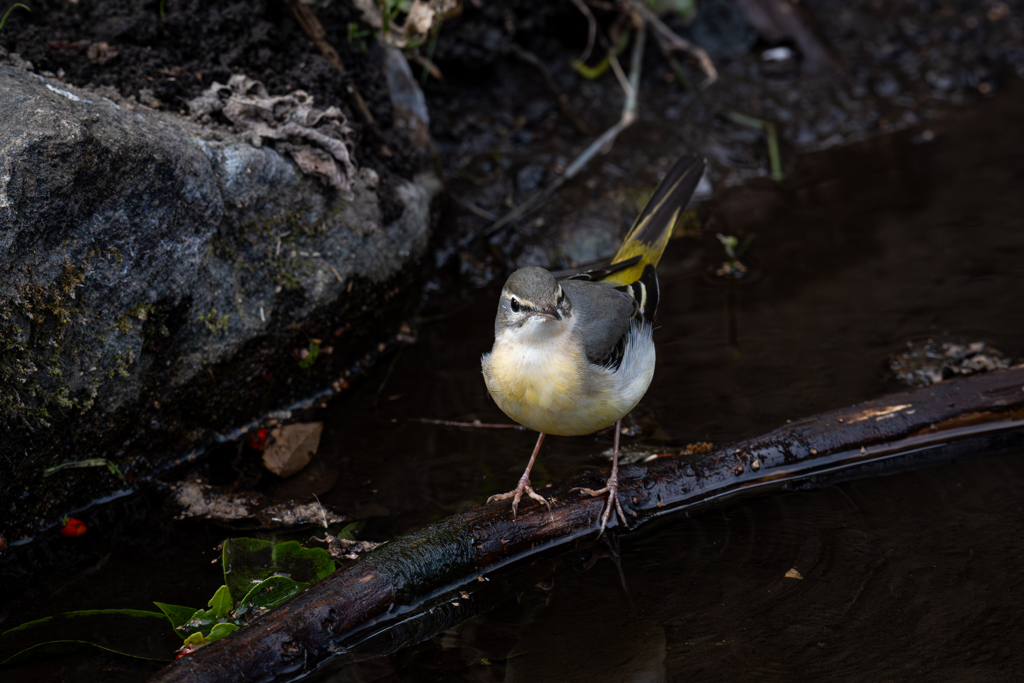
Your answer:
5;1;1023;253
2;0;420;179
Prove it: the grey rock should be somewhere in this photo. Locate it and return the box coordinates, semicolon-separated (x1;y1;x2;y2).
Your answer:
0;65;441;540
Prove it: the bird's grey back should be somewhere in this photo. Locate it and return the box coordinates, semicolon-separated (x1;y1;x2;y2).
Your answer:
560;280;635;365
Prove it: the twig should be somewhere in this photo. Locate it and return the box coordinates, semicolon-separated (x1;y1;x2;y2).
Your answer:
725;111;784;181
373;347;404;409
450;194;498;221
654;31;692;91
509;43;592;135
561;18;644;178
629;0;717;88
605;38;634;103
419;17;444;84
282;0;376;123
568;0;597;65
479;20;647;241
410;418;527;430
43;458;127;483
411;53;443;82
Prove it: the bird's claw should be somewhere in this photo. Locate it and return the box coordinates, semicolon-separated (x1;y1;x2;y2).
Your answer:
573;473;626;536
488;476;551;517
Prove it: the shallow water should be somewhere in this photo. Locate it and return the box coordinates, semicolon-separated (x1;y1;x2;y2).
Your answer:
3;80;1024;683
307;83;1024;681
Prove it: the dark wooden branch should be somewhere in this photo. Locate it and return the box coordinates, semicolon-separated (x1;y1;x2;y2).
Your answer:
149;367;1024;683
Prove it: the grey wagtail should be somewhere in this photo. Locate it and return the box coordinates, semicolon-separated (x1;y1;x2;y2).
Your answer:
481;155;707;532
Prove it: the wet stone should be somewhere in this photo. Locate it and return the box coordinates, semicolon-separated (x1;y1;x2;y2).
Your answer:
888;340;1013;388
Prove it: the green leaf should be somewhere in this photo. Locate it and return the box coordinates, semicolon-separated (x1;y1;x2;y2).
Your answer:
334;521;364;541
222;538;335;602
153;603;199;639
206;623;239;643
298;341;319;369
207;585;233;619
157;586;235;642
179;621;240;649
182;631;206;648
0;610;177;665
175;607;230;639
573;55;611;80
235;576;310;619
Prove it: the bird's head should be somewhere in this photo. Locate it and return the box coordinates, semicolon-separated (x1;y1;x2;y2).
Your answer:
495;267;572;341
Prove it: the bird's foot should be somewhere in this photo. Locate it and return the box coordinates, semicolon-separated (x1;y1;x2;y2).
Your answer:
488;475;551;518
573;471;626;536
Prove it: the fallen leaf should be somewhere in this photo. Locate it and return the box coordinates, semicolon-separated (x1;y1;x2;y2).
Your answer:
262;422;323;477
784;568;803;580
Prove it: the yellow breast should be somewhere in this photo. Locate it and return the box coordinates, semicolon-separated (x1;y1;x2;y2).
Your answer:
481;334;639;436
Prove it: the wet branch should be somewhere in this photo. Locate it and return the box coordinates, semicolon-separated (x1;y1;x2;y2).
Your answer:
149;367;1024;683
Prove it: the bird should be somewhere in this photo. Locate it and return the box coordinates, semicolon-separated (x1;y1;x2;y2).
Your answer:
481;155;707;533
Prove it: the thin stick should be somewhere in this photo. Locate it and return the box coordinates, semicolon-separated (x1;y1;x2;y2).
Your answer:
606;42;634;105
725;111;784;181
509;43;592;135
410;418;527;430
568;0;597;65
480;21;647;241
629;0;717;88
654;31;692;91
450;194;498;221
373;347;404;409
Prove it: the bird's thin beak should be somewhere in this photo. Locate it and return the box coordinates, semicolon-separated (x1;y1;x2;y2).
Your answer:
538;307;561;321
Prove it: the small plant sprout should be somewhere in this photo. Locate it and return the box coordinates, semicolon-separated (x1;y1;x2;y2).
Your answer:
725;110;784;181
715;233;754;278
312;493;329;528
0;3;30;33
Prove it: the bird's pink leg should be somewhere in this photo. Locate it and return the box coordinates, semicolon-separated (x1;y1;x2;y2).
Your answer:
487;432;551;517
574;419;627;535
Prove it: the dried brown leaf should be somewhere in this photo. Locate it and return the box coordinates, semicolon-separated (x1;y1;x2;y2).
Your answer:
263;422;324;478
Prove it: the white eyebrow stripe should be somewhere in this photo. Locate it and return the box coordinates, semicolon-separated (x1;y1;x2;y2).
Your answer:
505;292;542;309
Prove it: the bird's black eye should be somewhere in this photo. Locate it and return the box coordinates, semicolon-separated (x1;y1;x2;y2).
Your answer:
510;298;520;312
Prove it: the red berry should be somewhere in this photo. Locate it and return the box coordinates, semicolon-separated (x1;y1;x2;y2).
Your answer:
59;517;87;537
247;428;271;450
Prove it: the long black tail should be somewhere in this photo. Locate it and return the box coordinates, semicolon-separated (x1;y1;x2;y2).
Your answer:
604;155;706;287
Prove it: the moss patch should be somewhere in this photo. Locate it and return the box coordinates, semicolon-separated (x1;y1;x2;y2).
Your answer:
0;261;86;427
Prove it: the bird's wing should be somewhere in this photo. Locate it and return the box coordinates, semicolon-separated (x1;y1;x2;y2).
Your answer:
559;255;643;283
556;155;704;366
560;280;639;368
